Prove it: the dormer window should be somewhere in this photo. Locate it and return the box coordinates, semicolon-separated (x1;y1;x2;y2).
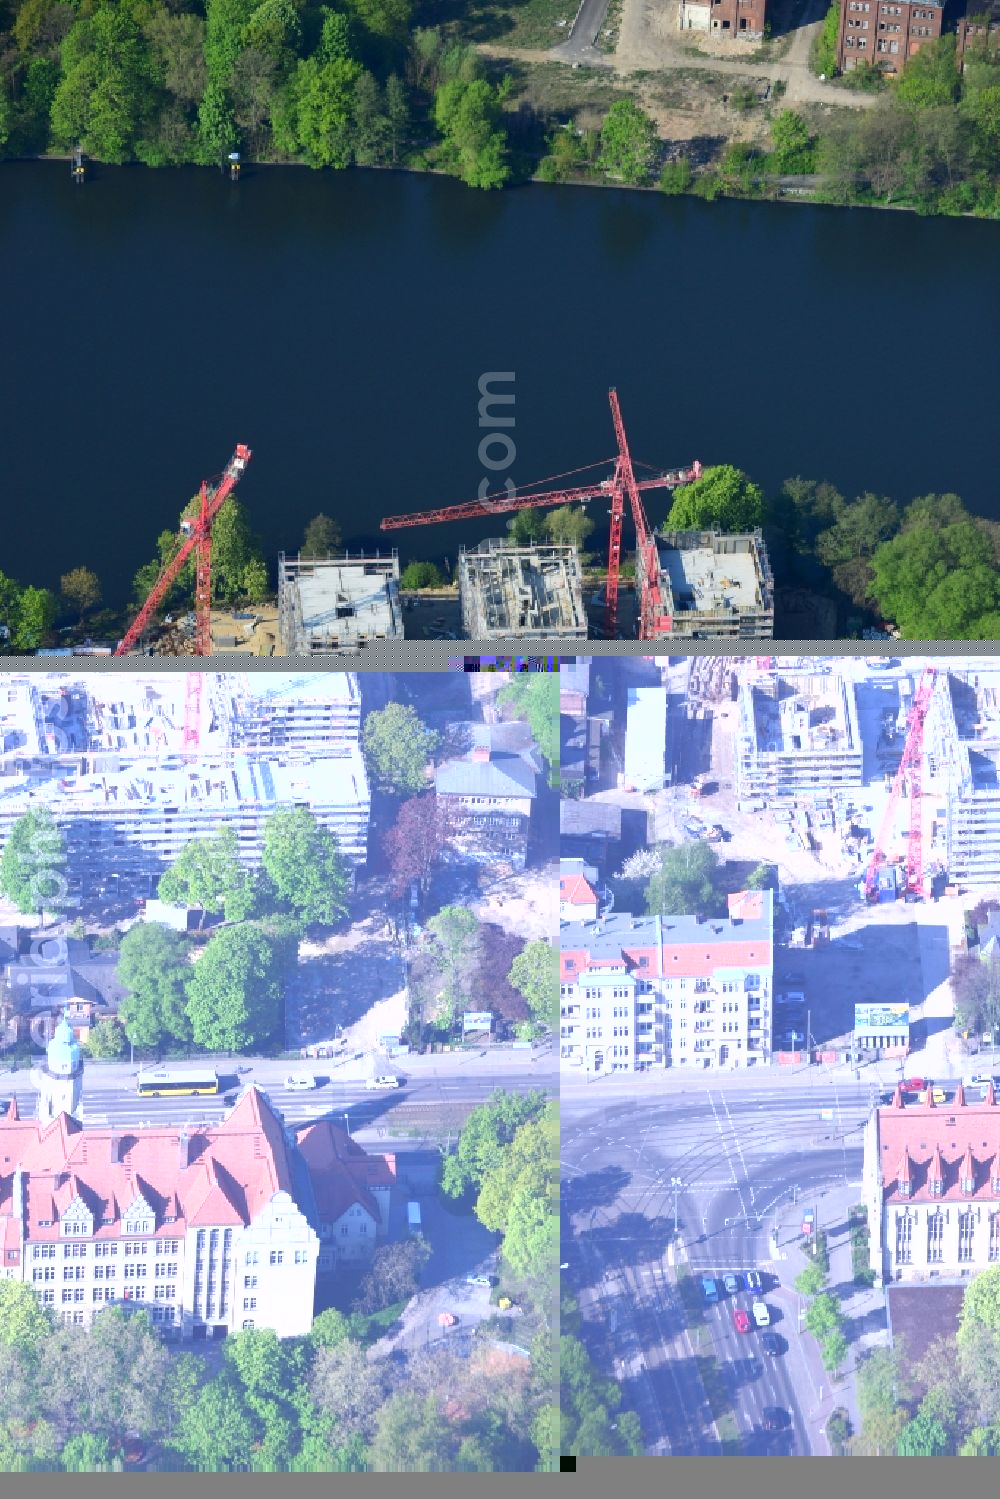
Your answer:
898;1179;911;1197
929;1176;943;1197
962;1172;975;1195
992;1176;1000;1196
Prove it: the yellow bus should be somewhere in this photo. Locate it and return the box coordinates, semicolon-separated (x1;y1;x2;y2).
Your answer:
136;1069;219;1098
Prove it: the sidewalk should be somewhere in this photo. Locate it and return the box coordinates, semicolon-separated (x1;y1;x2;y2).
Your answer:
768;1182;887;1452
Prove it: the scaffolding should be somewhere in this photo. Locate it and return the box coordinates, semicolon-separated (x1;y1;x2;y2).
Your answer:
458;540;588;639
656;531;775;639
734;670;864;801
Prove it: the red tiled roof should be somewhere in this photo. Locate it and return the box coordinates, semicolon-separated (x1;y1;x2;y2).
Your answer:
661;940;770;976
728;890;763;921
879;1097;1000;1203
560;873;597;907
561;945;658;983
0;1084;294;1240
295;1121;395;1227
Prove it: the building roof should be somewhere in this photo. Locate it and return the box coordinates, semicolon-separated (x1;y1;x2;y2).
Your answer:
435;750;537;800
560;660;590;699
560;868;598;908
559;800;622;840
878;1094;1000;1204
561;899;774;982
294;1120;396;1226
560;914;662;983
4;940;126;1013
0;1085;311;1242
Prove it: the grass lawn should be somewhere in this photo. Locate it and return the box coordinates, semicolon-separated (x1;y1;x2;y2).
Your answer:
426;0;580;51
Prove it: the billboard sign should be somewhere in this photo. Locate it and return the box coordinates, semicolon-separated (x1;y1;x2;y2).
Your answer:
854;1003;909;1034
463;1011;494;1033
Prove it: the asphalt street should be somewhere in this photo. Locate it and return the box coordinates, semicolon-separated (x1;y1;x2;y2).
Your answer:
561;1085;878;1455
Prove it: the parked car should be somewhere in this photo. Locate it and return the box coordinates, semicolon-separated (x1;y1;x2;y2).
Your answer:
751;1301;771;1328
919;1087;946;1104
701;1277;719;1303
466;1275;492;1287
733;1308;751;1334
901;1076;926;1092
723;1273;740;1296
762;1408;789;1432
284;1074;317;1091
760;1332;781;1357
366;1075;400;1090
743;1270;763;1293
963;1074;993;1089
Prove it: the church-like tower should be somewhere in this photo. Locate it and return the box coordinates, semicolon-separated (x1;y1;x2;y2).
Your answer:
30;1012;84;1122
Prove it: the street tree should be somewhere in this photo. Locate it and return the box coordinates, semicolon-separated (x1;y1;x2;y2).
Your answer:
59;566;101;624
475;1105;559;1280
85;1017;127;1060
794;1260;828;1297
665;465;766;533
508;941;559;1033
424;905;482;1025
157;825;255;926
0;806;68;924
821;1329;849;1373
168;1374;256;1472
382;794;454;897
645;842;720;920
185;923;287;1052
116;922;193;1050
441;1088;548;1199
309;1341;386;1441
804;1292;843;1341
300;513;343;559
354;1237;432;1315
598;98;659;184
362;702;439;795
897;1413;951;1455
261;806;350;925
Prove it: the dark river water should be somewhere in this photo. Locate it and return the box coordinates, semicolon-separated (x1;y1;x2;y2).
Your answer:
3;160;999;604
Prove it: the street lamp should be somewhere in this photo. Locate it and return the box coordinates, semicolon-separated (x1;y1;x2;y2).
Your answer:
670;1177;683;1238
343;1112;351;1138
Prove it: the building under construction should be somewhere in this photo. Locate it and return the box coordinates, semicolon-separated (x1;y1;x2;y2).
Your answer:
930;668;1000;887
458;540;587;639
734;668;864;803
277;553;403;654
655;531;774;639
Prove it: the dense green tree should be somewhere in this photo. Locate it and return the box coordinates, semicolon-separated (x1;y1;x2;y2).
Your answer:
0;806;68;922
476;1105;559;1280
344;0;413;47
441;1088;548;1198
869;511;1000;638
768;110;816;174
242;556;271;602
243;0;303;66
598;98;658;185
185;922;288;1051
508;509;548;545
821;1329;849;1373
645;841;720;920
196;79;239;162
665;464;766;533
204;0;257;87
895;35;960;110
300;512;343;558
223;1327;305;1423
368;1390;453;1472
279;52;363;167
50;4;158;163
804;1292;843;1340
659;156;693;194
543;506;594;553
11;585;58;652
362;702;439;794
508;941;559;1033
143;10;208;107
423;905;481;1026
116;921;193;1050
38;1308;170;1450
497;674;558;770
309;1308;352;1349
0;1281;54;1360
60;1432;119;1472
384;72;409;163
434;76;510;189
157;825;256;926
59;566;101;625
399;560;444;589
812;0;839;76
169;1375;256;1472
897;1413;951;1455
960;1265;1000;1346
85;1017;128;1060
794;1260;828;1297
352;69;390;164
261;805;350;924
354;1237;431;1315
230;45;279;157
204;497;265;604
560;1335;638;1456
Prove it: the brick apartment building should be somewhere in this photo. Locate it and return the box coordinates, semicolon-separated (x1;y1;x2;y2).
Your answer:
837;0;943;74
679;0;768;39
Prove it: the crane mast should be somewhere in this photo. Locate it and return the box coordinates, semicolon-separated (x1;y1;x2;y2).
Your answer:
864;666;937;902
115;444;252;658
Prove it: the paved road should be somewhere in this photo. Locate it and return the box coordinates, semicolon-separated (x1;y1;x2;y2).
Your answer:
561;1085;882;1453
553;0;613;62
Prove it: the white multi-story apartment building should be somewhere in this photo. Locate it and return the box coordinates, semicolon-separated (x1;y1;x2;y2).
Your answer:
0;1078;394;1338
561;891;774;1074
864;1084;1000;1284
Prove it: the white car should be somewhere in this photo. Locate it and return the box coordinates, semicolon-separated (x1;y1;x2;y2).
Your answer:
366;1075;400;1091
752;1301;771;1329
964;1074;993;1089
284;1074;317;1091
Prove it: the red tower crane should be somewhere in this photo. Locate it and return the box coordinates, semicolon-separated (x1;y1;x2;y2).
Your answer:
864;666;938;902
114;444;252;659
380;391;700;640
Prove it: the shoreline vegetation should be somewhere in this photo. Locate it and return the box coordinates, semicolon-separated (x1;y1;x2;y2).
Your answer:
1;4;998;219
5;474;1000;651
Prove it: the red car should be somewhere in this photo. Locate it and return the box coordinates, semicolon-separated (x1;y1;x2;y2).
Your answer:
733;1308;751;1334
901;1077;926;1092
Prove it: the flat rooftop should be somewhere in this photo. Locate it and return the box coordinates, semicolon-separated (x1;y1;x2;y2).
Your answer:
279;555;403;649
459;542;587;638
747;674;859;755
659;543;761;613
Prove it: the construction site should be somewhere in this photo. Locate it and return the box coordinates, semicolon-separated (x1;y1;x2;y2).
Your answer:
0;671;372;875
457;540;588;639
276;553;403;654
734;665;865;804
929;667;1000;888
657;530;775;639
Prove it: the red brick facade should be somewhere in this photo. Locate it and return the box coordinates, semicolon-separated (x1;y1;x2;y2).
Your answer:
708;0;769;36
837;0;943;74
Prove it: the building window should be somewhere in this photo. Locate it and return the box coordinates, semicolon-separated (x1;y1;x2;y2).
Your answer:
245;1251;259;1266
244;1275;258;1289
927;1212;944;1263
243;1298;257;1311
895;1214;913;1264
929;1174;943;1198
959;1211;976;1263
990;1216;1000;1262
